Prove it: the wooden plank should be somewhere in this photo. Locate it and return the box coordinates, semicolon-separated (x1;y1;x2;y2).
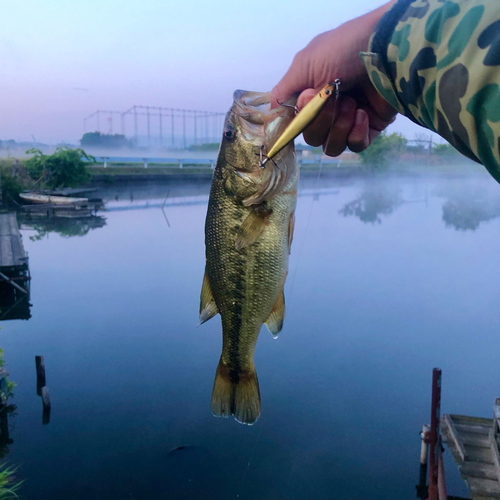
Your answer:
467;477;500;498
489;429;500;483
0;234;13;267
456;423;492;436
465;445;496;465
0;214;9;236
444;414;469;461
9;215;25;264
495;399;500;437
0;272;28;294
453;415;493;427
460;462;499;481
462;431;492;448
0;214;27;269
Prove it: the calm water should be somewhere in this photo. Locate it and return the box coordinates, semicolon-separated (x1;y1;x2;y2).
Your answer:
1;167;499;499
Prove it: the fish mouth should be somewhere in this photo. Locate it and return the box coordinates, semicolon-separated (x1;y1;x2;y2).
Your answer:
232;90;291;124
232;90;296;142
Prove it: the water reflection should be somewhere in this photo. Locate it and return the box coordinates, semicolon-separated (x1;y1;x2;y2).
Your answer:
20;216;107;241
1;173;497;499
339;183;402;223
0;278;31;321
0;352;16;458
441;187;500;231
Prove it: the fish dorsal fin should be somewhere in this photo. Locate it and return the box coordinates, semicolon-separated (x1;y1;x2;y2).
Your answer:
265;290;285;338
199;270;218;324
288;211;295;254
235;204;272;250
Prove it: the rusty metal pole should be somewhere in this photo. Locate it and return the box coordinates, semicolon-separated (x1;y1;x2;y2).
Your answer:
428;368;442;500
437;436;448;500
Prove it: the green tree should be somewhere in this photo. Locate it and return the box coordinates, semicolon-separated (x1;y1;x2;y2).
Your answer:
25;147;94;189
359;132;407;166
433;142;459;156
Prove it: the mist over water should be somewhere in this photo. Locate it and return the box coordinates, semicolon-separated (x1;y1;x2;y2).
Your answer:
0;166;498;499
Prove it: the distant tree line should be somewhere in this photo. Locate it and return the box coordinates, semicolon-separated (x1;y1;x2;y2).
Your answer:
358;132;461;166
80;132;130;149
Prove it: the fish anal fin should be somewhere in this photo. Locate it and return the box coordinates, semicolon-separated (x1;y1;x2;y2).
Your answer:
288;211;295;254
265;290;285;338
199;270;218;325
235;204;272;250
211;359;261;425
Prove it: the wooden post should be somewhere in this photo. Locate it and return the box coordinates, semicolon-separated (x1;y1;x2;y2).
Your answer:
416;424;430;500
41;385;51;425
428;368;442;500
420;424;430;464
494;398;500;438
35;356;46;389
35;355;46;393
0;272;28;295
41;386;51;410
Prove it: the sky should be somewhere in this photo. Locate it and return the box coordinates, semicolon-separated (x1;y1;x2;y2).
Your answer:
0;0;438;145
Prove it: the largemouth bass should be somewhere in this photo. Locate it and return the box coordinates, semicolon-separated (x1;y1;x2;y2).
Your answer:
199;90;299;425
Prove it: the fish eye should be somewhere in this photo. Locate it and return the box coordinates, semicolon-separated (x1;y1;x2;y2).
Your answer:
224;127;236;141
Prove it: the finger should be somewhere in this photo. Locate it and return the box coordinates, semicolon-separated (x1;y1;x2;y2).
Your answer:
296;88;317;110
270;50;310;109
323;97;357;157
302;94;338;147
347;109;370;152
368;127;383;143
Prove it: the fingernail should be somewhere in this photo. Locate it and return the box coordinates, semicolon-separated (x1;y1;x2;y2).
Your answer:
340;99;354;114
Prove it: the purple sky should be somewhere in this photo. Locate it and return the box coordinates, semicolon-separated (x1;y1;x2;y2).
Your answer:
1;0;437;145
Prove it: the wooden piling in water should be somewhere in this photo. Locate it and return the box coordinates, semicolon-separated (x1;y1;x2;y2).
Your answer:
35;355;46;392
416;424;430;499
428;368;442;500
35;355;51;424
41;386;50;410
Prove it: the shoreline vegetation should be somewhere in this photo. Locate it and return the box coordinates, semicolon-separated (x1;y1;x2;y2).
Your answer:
0;134;489;208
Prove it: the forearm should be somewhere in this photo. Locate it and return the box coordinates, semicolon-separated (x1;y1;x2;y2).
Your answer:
362;0;500;181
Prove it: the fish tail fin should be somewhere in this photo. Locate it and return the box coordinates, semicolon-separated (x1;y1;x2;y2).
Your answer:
211;358;261;425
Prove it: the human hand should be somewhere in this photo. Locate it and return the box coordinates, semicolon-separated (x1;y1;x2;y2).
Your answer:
270;0;398;156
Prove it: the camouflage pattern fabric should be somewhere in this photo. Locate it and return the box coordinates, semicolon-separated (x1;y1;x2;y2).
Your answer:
360;0;500;182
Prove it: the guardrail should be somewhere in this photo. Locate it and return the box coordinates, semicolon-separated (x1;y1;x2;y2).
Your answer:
92;156;343;169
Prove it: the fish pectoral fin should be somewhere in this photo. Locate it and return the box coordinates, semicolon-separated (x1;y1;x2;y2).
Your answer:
235;204;272;250
265;290;285;338
199;270;218;325
288;211;295;254
211;358;261;425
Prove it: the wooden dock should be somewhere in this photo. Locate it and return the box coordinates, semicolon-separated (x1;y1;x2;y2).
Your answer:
442;413;500;499
0;213;28;271
0;213;31;320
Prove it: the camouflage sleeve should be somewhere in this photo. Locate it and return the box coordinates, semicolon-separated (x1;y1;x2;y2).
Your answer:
360;0;500;182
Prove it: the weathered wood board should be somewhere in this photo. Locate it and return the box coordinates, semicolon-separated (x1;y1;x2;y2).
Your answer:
442;414;500;500
0;213;27;269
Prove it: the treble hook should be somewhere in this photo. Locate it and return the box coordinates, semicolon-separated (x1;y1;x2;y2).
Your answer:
333;78;341;100
254;144;277;169
277;98;299;115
